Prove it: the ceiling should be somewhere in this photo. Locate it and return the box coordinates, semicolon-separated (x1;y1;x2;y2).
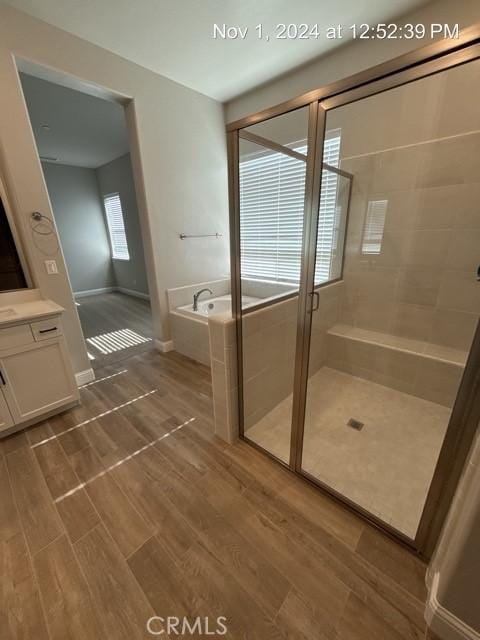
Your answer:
20;73;129;168
8;0;430;102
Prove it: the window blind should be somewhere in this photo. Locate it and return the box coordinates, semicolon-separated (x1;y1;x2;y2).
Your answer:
362;199;388;255
103;193;130;260
239;135;341;285
315;136;341;284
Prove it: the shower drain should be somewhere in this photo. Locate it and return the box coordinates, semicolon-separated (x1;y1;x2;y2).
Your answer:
347;418;364;431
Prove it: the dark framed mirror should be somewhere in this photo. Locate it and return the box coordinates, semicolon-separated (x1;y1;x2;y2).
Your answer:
0;181;28;292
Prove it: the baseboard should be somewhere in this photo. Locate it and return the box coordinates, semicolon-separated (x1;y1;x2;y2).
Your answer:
425;573;480;640
117;287;150;300
75;368;96;386
74;287;116;298
74;286;150;301
154;339;174;353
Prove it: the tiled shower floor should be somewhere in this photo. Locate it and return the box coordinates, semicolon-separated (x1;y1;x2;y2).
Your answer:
245;367;451;538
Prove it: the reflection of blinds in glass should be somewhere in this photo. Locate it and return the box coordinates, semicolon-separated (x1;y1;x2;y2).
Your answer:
239;135;341;284
315;135;341;284
362;200;388;255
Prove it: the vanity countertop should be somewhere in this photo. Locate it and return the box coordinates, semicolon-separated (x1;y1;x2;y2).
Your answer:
0;299;64;327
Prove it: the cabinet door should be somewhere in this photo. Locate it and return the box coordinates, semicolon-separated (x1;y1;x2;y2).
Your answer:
0;388;14;433
0;341;77;423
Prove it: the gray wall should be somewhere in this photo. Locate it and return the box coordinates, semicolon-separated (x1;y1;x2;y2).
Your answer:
96;153;148;296
42;162;115;293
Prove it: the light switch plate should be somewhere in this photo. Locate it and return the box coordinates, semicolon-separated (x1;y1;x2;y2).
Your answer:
45;260;58;275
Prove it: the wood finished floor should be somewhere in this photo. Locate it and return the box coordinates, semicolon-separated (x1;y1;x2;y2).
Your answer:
1;348;429;640
76;291;153;369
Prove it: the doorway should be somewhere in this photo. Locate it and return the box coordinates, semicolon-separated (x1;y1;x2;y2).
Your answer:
228;35;480;555
19;73;153;369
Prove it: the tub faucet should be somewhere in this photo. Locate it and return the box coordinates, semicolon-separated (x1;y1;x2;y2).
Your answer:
193;288;213;311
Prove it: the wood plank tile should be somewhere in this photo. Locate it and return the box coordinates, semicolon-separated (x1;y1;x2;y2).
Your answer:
356;526;427;602
70;447;152;557
275;588;337;640
0;430;28;456
33;439;100;542
181;541;282;640
6;447;63;555
110;457;174;533
74;525;154;639
128;536;205;625
2;345;430;640
159;464;290;619
280;478;364;550
25;421;54;446
336;592;407;640
34;438;83;500
96;411;149;458
0;457;21;542
33;535;104;640
252;490;425;639
57;428;91;457
0;532;49;640
233;507;349;635
56;490;100;544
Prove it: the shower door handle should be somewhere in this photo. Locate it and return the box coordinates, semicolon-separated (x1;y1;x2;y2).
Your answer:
309;291;320;313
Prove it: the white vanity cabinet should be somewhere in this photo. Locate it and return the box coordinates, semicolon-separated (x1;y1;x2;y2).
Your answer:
0;390;14;431
0;305;79;437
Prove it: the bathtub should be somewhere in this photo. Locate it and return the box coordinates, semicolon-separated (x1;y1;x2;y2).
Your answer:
169;294;260;366
177;294;260;320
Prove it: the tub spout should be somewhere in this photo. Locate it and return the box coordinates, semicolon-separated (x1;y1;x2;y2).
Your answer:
193;288;213;311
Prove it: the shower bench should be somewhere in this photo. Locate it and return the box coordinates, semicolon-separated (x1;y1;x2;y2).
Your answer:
326;324;467;408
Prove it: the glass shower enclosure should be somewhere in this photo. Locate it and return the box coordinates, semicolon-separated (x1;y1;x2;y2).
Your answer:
227;29;480;556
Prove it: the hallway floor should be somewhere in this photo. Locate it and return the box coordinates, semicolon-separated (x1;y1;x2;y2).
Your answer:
246;367;449;539
76;291;153;368
1;349;427;640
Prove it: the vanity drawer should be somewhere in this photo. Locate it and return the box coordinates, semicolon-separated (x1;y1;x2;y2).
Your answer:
0;324;34;350
31;318;63;342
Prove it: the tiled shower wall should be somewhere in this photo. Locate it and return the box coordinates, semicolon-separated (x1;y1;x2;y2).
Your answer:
241;282;343;429
339;130;480;353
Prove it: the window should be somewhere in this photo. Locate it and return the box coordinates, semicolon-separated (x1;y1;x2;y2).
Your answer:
315;134;341;284
239;133;341;285
103;193;129;260
362;199;388;255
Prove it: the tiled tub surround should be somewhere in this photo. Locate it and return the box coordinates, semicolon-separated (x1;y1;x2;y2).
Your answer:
168;279;230;365
208;311;238;443
168;278;294;366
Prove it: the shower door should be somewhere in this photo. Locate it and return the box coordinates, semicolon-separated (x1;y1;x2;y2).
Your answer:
234;105;313;463
296;55;480;548
229;28;480;555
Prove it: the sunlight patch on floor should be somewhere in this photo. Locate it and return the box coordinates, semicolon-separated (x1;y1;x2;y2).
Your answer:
86;328;151;354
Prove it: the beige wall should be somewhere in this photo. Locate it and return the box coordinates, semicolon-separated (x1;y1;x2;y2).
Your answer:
0;5;229;375
225;0;480;123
